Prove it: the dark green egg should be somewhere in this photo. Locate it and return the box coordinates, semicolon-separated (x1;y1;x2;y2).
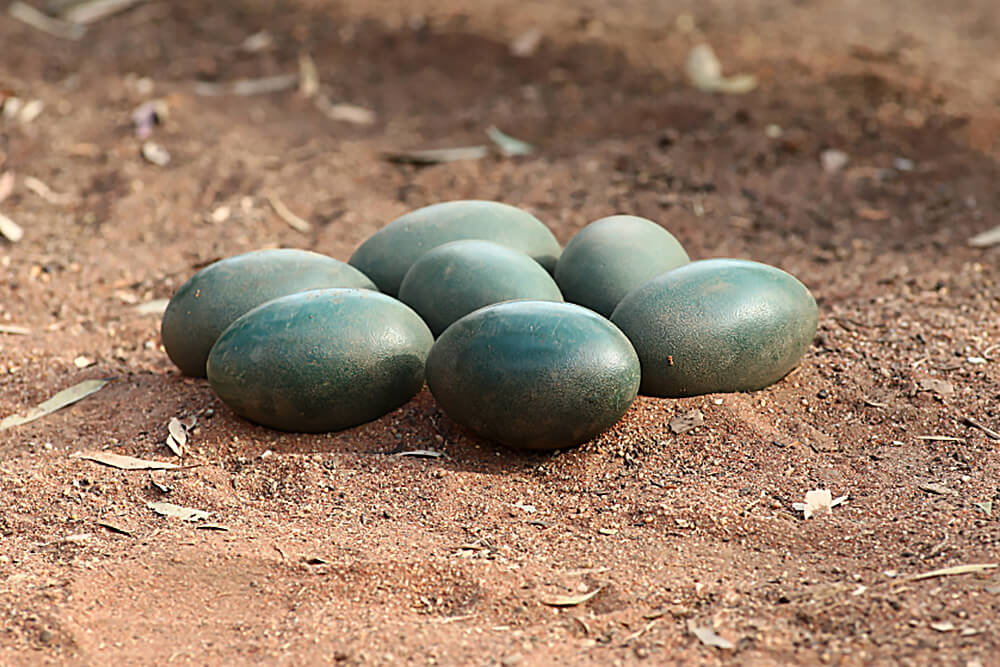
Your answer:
610;259;818;397
161;249;376;377
348;200;561;296
554;215;690;317
398;240;564;337
206;288;432;433
426;301;640;451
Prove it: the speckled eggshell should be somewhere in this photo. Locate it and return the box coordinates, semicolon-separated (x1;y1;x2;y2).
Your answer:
206;288;433;433
610;259;818;397
554;215;690;317
161;249;376;377
348;200;562;296
398;240;564;337
426;301;640;451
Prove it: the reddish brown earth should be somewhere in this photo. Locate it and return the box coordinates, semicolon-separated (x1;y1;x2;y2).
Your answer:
2;1;999;664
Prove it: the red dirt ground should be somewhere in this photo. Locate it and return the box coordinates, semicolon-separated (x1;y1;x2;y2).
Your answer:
2;0;999;664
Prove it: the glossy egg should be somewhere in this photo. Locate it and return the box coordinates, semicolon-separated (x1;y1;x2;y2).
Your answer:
161;249;376;377
348;200;561;296
610;259;818;397
207;289;432;432
554;215;690;317
426;301;640;451
398;240;564;337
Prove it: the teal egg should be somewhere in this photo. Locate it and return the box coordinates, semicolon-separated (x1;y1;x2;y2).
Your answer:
348;200;561;296
207;289;433;433
398;240;564;337
554;215;690;317
426;301;640;451
161;249;376;377
610;259;818;397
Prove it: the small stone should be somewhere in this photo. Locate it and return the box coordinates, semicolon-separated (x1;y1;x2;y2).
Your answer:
820;149;849;174
501;653;523;666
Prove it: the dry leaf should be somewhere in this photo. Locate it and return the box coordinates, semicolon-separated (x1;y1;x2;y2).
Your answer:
540;586;604;607
688;620;735;649
71;451;179;470
141;141;170;166
918;378;954;396
686;44;757;94
0;378;112;431
165;417;187;457
134;298;169;315
23;175;75;205
968;225;1000;248
794;489;832;519
0;170;14;203
487;126;535;156
669;409;704;434
383;146;489;165
395;450;444;458
906;563;997;582
8;1;86;40
265;193;311;233
147;501;210;521
510;28;543;57
298;52;319;98
314;96;376;125
0;212;25;243
60;0;146;24
195;74;298;97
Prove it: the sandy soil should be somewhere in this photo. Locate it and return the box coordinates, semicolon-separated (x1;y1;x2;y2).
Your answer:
1;0;999;664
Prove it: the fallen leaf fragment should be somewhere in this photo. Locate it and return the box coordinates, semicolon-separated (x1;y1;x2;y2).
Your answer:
265;193;311;233
918;482;956;496
166;417;187;457
906;563;997;582
688;620;735;649
8;1;86;40
314;96;376;125
510;28;543;57
968;225;1000;248
0;212;25;242
686;44;757;94
487;126;535;156
196;524;229;531
383;146;489;165
23;175;75;205
195;74;298;97
96;521;132;536
975;500;993;516
395;450;444;458
794;489;835;519
669;409;704;434
141;141;170;166
917;378;954;396
147;501;210;521
540;586;604;607
0;170;14;202
0;378;112;431
60;0;146;24
298;52;319;98
134;298;169;315
71;451;179;470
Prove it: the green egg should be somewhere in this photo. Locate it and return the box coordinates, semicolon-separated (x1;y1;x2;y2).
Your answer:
206;289;433;433
554;215;690;317
398;240;564;337
161;249;376;377
348;200;561;296
426;301;640;451
610;259;818;397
